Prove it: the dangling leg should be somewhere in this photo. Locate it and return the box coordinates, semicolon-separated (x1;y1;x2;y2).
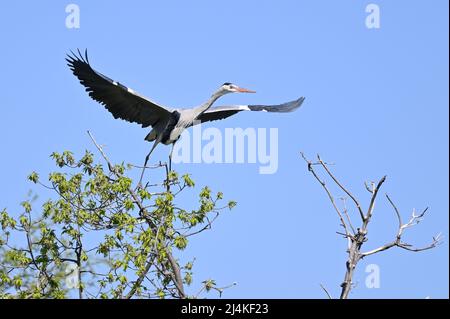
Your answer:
138;140;159;187
168;142;176;173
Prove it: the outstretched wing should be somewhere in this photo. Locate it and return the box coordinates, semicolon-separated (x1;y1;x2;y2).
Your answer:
197;97;305;123
67;50;173;128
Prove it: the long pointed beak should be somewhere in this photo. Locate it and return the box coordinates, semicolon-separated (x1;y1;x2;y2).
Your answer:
236;87;256;93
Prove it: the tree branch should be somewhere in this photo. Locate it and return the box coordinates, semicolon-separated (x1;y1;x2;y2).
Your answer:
317;155;365;222
300;153;352;246
301;152;441;299
125;255;156;299
320;284;332;299
87;130;186;299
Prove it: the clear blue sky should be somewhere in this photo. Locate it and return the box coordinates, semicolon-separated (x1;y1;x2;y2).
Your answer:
0;1;448;298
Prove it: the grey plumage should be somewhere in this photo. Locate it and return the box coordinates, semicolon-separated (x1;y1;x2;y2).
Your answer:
67;50;305;178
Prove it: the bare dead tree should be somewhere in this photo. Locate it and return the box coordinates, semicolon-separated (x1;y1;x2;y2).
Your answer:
300;153;442;299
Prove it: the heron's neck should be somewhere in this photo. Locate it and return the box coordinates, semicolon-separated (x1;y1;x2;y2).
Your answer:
195;89;226;117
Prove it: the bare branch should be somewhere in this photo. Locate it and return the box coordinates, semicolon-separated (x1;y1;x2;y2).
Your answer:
301;152;441;299
361;198;442;258
320;284;332;299
386;193;402;232
397;234;443;252
300;153;352;244
128;162;166;170
340;197;356;235
317;155;365;222
363;175;386;225
364;181;374;193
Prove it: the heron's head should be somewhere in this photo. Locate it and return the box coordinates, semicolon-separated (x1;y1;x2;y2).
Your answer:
220;82;256;94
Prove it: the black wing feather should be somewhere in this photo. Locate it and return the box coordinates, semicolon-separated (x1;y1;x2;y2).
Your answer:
197;110;241;123
197;97;305;123
67;50;171;128
248;97;305;112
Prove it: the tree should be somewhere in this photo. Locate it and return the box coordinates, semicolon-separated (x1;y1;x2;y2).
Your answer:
301;153;442;299
0;133;442;299
0;132;236;299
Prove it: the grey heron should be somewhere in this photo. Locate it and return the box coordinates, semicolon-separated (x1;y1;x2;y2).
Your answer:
67;50;305;181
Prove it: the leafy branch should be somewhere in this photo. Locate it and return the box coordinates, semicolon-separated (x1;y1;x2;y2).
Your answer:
0;132;237;299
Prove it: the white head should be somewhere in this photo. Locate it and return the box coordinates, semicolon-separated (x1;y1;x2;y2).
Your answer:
220;82;256;94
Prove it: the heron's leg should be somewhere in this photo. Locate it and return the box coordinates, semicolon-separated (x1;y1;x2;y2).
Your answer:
138;140;159;187
168;142;176;172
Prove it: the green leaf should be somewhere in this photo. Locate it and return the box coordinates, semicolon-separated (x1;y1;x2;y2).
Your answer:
184;272;192;285
119;275;127;284
138;189;151;200
203;279;216;292
157;289;165;299
124;199;135;211
13;276;22;289
27;172;39;183
182;174;195;187
20;201;32;213
80;251;88;262
184;261;193;270
19;215;29;227
200;186;211;199
228;201;237;210
63;151;75;165
168;170;178;181
79;150;94;166
174;236;188;250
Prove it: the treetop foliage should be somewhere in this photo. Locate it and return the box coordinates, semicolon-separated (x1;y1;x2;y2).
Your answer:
0;149;236;299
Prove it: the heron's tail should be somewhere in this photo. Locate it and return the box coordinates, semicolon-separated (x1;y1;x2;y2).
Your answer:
145;130;157;142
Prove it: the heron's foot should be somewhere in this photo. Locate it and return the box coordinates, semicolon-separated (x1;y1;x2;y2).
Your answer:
138;168;146;189
137;154;152;186
168;157;173;173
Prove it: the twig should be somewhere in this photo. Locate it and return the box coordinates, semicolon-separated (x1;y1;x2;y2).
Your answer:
320;284;332;299
301;153;352;245
360;200;442;257
340;197;356;235
125;255;156;299
363;176;386;225
317;155;365;222
386;193;402;232
128;163;166;169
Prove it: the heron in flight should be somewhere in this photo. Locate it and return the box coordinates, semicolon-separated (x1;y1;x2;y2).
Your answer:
67;50;305;180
